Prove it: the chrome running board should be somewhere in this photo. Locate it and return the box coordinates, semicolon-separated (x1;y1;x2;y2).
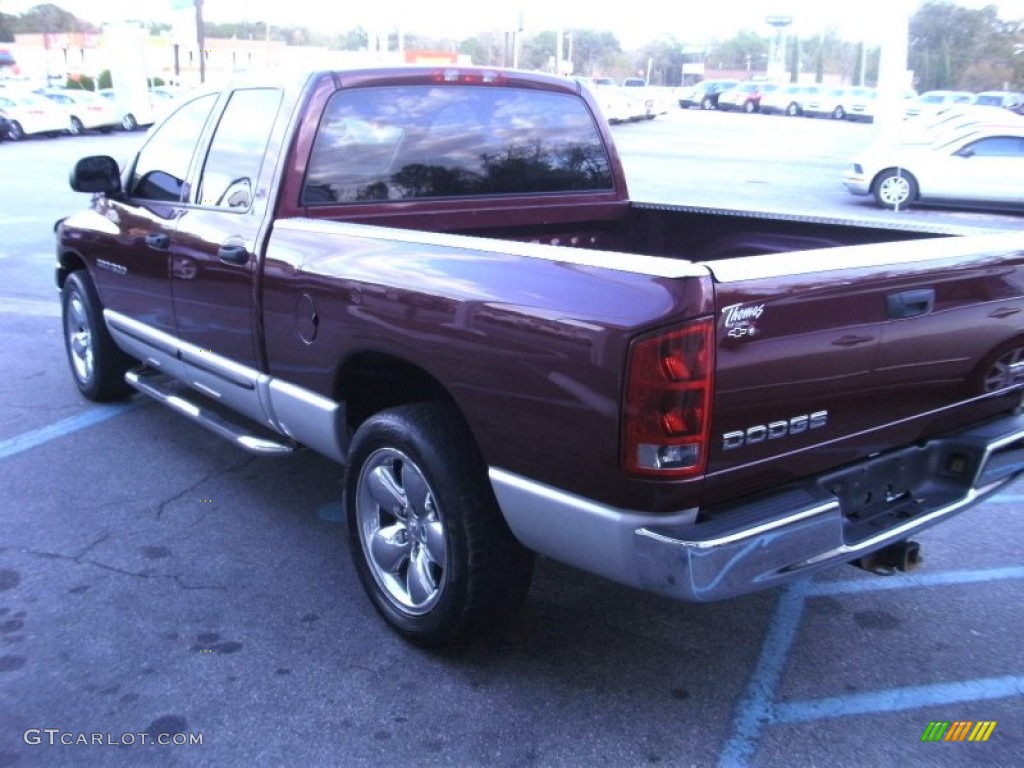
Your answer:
125;367;298;456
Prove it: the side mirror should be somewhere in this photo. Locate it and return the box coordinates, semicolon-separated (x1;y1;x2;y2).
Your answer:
70;155;122;195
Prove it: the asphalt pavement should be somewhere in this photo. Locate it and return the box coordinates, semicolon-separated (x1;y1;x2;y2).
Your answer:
0;116;1021;767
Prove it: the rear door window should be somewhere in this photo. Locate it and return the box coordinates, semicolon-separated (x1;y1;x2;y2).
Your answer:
195;88;282;210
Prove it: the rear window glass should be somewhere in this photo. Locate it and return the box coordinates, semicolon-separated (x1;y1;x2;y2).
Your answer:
302;85;613;205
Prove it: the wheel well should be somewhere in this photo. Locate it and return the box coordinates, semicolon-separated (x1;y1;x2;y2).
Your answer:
56;251;87;288
968;335;1024;394
335;352;455;435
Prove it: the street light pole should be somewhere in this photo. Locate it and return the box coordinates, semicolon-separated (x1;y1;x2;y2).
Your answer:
195;0;205;84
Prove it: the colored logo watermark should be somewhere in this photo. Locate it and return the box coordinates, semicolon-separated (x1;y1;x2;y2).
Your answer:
921;721;997;742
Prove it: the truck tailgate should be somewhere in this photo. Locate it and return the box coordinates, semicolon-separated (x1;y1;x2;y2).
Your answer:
700;234;1024;507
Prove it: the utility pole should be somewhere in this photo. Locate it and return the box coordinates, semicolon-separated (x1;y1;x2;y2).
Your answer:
195;0;205;84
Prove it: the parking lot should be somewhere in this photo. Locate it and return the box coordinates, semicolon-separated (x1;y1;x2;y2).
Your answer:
1;112;1022;767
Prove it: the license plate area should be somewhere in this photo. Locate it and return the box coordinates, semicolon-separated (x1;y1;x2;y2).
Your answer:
819;442;981;544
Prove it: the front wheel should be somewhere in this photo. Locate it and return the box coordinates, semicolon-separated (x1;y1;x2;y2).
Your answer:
121;113;138;131
743;100;757;114
873;169;918;210
68;116;84;135
61;271;134;401
7;120;25;140
701;96;715;110
832;106;846;120
346;403;534;645
785;102;800;117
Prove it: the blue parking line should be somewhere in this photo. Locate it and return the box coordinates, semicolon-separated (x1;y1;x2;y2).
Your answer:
718;581;808;768
807;566;1024;597
719;565;1024;767
774;675;1024;724
0;403;137;461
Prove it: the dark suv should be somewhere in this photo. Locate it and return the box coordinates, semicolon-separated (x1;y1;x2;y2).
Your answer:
678;79;740;110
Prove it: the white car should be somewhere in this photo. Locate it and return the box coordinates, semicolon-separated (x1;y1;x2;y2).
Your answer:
898;104;1024;145
758;84;818;116
842;126;1024;210
842;86;877;122
905;90;974;118
802;86;856;120
0;92;68;139
39;89;121;134
580;79;634;123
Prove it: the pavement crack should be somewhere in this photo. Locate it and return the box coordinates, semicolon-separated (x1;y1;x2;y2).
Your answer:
155;455;258;520
20;547;226;591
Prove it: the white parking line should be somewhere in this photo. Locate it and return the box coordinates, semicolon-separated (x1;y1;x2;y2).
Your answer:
0;297;61;317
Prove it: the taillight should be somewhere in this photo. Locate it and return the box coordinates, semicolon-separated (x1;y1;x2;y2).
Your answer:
622;319;714;477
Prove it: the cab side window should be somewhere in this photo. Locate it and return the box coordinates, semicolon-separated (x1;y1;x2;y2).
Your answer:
196;88;282;210
129;93;218;202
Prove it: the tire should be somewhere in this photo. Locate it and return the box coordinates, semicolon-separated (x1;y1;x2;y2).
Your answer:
61;271;134;401
68;116;84;135
743;100;756;114
873;169;918;210
8;120;25;140
121;113;138;131
701;96;715;110
832;105;846;120
346;402;534;645
785;102;800;117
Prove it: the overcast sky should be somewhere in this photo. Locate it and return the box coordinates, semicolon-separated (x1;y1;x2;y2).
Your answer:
3;0;1024;46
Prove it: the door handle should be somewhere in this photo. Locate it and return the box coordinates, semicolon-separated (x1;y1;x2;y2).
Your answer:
833;335;874;347
145;233;170;250
217;245;250;266
887;288;935;319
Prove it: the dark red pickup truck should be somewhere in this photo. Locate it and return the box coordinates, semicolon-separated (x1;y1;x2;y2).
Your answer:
56;67;1024;644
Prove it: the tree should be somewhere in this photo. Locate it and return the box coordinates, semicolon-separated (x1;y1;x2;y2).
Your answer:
909;1;1007;90
10;3;95;34
519;28;622;76
633;37;689;86
705;30;769;74
570;29;621;78
0;12;16;43
800;27;860;84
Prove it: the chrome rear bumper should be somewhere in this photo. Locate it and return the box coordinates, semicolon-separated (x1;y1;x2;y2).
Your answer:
492;411;1024;601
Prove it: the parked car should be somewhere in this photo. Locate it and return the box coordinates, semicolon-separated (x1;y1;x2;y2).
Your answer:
97;88;147;130
0;91;67;139
844;87;917;123
802;86;857;119
905;90;974;118
971;90;1024;114
842;86;877;122
842;126;1024;210
899;104;1024;145
678;79;740;109
38;89;120;134
716;82;779;113
758;84;818;116
580;78;635;123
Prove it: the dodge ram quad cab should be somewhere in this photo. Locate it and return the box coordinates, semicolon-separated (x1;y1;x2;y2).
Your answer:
56;67;1024;644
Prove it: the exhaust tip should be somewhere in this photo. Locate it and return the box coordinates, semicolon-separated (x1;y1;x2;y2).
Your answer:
852;540;922;575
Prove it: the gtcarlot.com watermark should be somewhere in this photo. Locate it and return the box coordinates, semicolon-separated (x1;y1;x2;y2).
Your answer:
23;729;203;747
